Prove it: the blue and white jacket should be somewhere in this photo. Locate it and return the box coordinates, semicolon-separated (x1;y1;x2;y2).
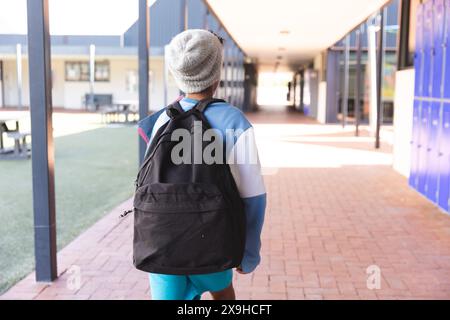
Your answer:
138;97;267;273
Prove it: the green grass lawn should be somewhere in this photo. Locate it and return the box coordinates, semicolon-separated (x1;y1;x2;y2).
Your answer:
0;126;138;294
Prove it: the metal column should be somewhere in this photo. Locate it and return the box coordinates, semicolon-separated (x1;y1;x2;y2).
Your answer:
204;9;209;29
355;28;362;136
27;0;57;282
88;44;95;110
397;0;411;70
325;49;339;123
375;11;385;149
342;35;350;128
179;0;187;97
230;45;237;105
223;33;229;101
16;44;23;109
138;0;150;164
182;0;188;31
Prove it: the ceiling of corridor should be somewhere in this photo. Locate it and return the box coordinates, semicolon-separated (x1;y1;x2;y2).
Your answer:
206;0;390;70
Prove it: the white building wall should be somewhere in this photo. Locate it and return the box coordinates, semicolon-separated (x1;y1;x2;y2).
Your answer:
317;81;327;124
2;58;30;107
51;59;65;107
63;57;141;109
0;55;180;111
393;69;415;177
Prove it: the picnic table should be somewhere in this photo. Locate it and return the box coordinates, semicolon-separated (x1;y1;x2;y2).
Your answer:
100;100;138;124
0;114;30;159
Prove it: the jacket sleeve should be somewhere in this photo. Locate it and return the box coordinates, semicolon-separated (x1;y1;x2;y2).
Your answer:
227;126;266;273
137;108;166;145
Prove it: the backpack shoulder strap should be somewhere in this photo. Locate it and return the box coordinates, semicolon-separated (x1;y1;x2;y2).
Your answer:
195;98;226;113
166;101;184;119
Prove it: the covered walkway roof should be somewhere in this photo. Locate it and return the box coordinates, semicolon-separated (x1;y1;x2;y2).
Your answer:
206;0;390;69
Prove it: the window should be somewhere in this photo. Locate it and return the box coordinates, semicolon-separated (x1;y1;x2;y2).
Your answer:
126;70;137;93
95;61;110;82
65;61;110;82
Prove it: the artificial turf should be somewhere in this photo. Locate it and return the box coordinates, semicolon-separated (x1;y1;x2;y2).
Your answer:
0;126;138;294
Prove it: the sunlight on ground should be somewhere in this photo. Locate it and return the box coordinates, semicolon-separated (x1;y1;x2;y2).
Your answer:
254;123;393;174
0;111;105;148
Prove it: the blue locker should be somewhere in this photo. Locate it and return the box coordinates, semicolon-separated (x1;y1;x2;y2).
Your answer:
425;101;441;202
422;1;434;98
414;5;424;97
410;4;424;189
438;103;450;211
433;0;445;98
410;99;422;188
418;101;431;195
445;0;450;99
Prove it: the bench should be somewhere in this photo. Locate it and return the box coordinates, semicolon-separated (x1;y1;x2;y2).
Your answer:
6;131;31;158
84;94;113;111
99;104;138;124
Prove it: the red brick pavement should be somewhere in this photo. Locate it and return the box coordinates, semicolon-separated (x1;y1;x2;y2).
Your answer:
2;107;450;300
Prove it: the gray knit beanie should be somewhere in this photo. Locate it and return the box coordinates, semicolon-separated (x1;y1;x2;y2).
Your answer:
166;29;224;94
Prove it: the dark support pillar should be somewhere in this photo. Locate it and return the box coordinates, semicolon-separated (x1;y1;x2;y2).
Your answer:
27;0;57;282
397;0;411;70
179;0;187;97
355;28;362;137
325;49;339;123
181;0;188;31
342;36;350;128
204;9;209;29
138;0;149;164
375;11;385;149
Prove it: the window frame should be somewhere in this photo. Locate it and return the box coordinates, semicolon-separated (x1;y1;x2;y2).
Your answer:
64;60;110;82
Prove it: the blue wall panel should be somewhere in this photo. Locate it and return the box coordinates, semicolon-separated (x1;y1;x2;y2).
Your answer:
412;0;450;214
418;2;432;195
418;101;430;194
422;1;433;98
425;102;441;202
437;0;450;210
410;100;422;187
410;4;424;188
438;103;450;211
445;0;450;99
414;2;424;97
433;0;445;98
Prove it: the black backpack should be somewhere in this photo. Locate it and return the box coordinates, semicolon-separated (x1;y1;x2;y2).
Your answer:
132;98;246;275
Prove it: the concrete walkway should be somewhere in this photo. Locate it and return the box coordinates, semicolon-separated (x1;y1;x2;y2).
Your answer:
2;106;450;300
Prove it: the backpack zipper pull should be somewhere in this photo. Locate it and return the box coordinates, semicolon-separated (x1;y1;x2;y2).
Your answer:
120;209;134;218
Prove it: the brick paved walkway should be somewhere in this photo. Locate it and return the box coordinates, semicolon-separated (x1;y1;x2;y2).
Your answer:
2;106;450;300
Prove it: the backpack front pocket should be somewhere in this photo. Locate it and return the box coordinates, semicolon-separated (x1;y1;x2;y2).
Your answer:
133;183;235;274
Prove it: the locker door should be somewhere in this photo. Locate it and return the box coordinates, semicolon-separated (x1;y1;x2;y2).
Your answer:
422;0;434;98
445;0;450;99
425;101;441;202
433;0;445;99
410;4;424;189
410;99;422;188
438;103;450;211
418;101;431;195
414;5;424;97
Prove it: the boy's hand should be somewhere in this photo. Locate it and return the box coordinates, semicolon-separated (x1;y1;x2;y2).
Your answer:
236;266;249;274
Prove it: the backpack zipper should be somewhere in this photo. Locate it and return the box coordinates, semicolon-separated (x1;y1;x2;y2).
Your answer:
120;209;134;218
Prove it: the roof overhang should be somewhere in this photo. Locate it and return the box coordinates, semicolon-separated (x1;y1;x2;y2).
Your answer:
206;0;390;70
